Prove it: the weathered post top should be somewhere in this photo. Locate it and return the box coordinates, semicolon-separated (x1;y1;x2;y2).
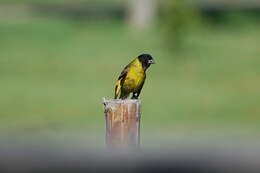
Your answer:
103;99;141;149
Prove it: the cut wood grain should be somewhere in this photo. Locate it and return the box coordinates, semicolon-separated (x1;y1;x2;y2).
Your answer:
103;99;141;148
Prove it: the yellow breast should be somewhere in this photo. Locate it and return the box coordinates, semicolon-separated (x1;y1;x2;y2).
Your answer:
123;59;145;92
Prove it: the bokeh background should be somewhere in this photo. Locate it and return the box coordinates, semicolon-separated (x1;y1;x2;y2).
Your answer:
0;0;260;149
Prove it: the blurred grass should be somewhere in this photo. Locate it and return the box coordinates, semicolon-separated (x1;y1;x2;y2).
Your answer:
0;15;260;137
0;0;123;5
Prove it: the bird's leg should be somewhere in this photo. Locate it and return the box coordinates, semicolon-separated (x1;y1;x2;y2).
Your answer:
131;82;144;99
131;93;138;99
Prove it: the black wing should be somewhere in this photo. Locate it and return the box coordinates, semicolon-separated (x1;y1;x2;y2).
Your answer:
114;64;130;99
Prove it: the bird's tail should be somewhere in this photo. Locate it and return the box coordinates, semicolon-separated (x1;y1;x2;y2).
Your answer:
114;80;121;99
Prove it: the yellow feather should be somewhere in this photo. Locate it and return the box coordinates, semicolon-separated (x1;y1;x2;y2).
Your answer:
122;59;145;93
115;58;146;99
115;79;121;99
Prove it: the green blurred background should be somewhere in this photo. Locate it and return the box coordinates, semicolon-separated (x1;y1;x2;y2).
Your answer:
0;0;259;147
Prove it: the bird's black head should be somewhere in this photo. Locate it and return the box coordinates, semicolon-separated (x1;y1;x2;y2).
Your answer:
138;54;155;70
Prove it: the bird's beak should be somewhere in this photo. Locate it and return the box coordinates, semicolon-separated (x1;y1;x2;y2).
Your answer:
148;59;156;64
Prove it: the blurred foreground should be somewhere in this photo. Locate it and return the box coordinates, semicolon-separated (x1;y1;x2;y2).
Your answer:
1;138;260;173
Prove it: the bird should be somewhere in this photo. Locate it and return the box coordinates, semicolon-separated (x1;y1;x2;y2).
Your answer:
114;54;155;99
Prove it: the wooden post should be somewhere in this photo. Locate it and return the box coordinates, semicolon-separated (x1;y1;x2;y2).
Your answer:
103;99;141;148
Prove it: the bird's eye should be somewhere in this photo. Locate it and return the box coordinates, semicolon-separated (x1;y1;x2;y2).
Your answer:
148;59;155;64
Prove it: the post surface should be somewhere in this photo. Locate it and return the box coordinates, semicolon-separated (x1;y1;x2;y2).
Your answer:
103;99;141;148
